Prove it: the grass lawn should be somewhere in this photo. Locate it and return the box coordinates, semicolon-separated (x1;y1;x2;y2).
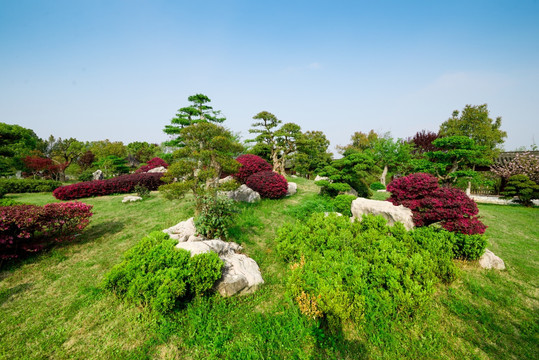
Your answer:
1;178;537;359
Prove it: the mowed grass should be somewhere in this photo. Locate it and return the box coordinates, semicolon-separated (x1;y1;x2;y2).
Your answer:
0;179;538;359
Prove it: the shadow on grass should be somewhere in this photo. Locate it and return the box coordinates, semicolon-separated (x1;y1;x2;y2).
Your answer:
0;282;33;305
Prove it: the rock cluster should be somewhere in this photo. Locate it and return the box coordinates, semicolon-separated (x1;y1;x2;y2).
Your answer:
350;197;414;230
163;218;264;296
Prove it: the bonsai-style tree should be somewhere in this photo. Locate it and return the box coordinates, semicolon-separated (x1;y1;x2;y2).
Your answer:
248;111;282;172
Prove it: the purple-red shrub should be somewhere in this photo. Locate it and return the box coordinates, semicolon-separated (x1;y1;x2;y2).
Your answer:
387;173;486;235
234;154;272;183
246;171;288;199
136;157;169;173
0;202;93;259
53;173;164;200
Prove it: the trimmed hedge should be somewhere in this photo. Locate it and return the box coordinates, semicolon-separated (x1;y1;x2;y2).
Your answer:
0;179;62;197
234;154;272;183
0;202;93;259
246;171;288;199
53;173;164;200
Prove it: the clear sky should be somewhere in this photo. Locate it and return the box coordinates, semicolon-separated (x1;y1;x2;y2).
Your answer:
1;0;538;152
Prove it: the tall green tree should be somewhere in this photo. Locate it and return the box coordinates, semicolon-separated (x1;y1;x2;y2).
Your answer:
293;130;333;178
370;135;414;185
88;139;127;161
47;136;86;181
0;123;42;176
164;94;226;147
336;130;379;154
275;122;302;175
248;111;282;172
439;104;507;161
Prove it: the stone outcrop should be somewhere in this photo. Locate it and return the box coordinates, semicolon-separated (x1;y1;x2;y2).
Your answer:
147;166;167;173
220;184;260;203
479;249;506;270
351;197;414;230
163;217;197;242
92;169;103;181
122;195;142;203
286;182;297;196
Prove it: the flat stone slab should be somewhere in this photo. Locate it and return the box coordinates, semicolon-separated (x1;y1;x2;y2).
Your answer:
122;195;142;203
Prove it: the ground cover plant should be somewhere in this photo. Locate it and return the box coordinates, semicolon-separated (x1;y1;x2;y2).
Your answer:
53;172;164;200
0;177;537;359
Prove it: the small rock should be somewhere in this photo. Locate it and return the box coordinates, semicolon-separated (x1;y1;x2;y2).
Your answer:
286;182;297;196
291;175;298;178
351;197;414;230
122;195;142;203
148;166;167;173
93;169;104;181
314;175;330;182
479;249;506;270
163;217;197;242
221;184;260;203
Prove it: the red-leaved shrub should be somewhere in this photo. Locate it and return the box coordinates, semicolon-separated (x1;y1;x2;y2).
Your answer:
0;202;93;259
246;171;288;199
234;154;272;183
136;157;169;173
53;173;164;200
387;173;486;235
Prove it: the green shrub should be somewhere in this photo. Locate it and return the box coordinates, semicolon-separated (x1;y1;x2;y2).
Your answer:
103;231;223;314
134;184;150;198
283;195;335;220
0;198;23;206
0;178;62;197
502;174;539;206
451;232;488;260
78;169;95;182
194;195;237;240
370;182;386;191
276;213;457;335
332;194;356;216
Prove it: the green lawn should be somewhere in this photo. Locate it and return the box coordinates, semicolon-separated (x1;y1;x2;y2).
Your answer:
1;179;537;359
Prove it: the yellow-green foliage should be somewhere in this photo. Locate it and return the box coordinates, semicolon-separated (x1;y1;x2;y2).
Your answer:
103;231;223;314
276;213;457;332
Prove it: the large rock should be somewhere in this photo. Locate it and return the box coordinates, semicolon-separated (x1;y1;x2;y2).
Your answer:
92;169;103;181
175;239;264;297
122;195;142;203
221;184;260;203
148;166;167;173
479;249;506;270
163;217;197;242
351;197;414;230
286;182;297;196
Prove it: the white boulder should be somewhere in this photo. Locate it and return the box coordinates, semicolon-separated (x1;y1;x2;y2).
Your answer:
221;184;260;203
479;249;506;270
122;195;142;203
351;197;414;230
314;175;330;182
148;166;167;173
93;169;103;181
286;182;297;196
163;217;197;242
219;176;235;184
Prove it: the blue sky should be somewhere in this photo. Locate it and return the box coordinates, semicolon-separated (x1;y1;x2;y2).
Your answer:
1;0;538;152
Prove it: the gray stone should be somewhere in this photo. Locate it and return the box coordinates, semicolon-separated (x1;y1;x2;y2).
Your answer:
219;176;235;184
291;175;298;178
479;249;506;270
122;195;142;203
221;184;260;203
163;217;197;242
148;166;167;173
187;234;205;242
93;169;104;181
286;182;297;196
314;175;330;182
351;197;414;231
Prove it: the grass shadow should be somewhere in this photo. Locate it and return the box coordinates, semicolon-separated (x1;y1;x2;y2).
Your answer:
0;282;33;305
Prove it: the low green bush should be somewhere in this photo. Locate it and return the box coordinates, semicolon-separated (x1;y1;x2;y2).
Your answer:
194;195;237;240
276;213;457;335
332;194;356;216
0;178;62;197
103;231;223;314
134;184;150;198
370;182;386;191
502;174;539;206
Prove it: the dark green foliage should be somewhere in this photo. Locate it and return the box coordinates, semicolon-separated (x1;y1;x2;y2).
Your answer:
0;178;62;197
502;174;539;206
452;232;488;260
134;184;150;198
276;213;457;337
370;182;386;190
103;231;223;314
194;195;237;239
0;122;41;176
77;169;95;182
332;194;356;216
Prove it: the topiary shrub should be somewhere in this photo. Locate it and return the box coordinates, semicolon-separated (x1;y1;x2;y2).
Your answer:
245;171;288;199
501;174;539;206
332;194;356;216
103;231;223;314
233;154;272;183
53;173;164;200
194;195;237;240
0;202;93;259
370;182;386;191
276;213;457;336
0;179;62;197
387;173;486;235
135;157;169;173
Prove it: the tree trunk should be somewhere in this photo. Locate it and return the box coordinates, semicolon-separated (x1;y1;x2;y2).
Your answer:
272;150;280;173
380;165;388;186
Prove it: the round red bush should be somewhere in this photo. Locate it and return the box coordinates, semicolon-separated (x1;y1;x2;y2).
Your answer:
234;154;272;183
246;171;288;199
135;157;169;173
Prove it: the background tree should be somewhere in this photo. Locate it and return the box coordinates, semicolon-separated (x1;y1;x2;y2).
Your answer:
370;134;414;185
126;141;159;164
248;111;282;172
408;130;440;154
336;130;378;154
88;140;127;161
293;130;332;178
439;104;507;161
48;137;86;181
77;150;96;171
94;155;130;178
274;122;302;175
160;122;243;211
0;123;42;176
164;94;226;147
